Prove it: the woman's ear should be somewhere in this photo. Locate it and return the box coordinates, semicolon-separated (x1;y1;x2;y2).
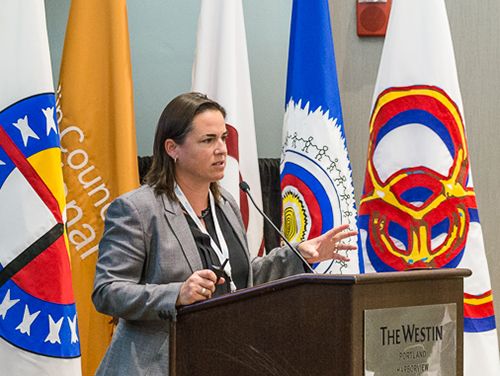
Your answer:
164;139;178;160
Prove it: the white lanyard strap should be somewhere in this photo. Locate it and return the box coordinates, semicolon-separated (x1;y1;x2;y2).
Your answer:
174;184;236;291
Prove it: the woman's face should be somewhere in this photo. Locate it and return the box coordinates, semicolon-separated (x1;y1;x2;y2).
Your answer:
169;109;228;186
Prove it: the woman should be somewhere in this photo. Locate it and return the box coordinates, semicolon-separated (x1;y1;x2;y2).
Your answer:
92;92;357;375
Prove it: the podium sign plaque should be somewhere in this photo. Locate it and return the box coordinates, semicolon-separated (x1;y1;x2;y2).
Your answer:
364;304;457;375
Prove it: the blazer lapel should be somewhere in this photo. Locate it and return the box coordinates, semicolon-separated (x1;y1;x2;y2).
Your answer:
218;195;250;260
161;194;203;273
217;194;254;287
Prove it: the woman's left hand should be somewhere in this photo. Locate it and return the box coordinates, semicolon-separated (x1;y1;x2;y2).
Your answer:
297;224;358;264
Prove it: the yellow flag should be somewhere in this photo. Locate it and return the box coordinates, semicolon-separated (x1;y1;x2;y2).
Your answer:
57;1;139;375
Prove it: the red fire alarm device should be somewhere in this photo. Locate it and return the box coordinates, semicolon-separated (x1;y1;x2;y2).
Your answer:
357;0;392;37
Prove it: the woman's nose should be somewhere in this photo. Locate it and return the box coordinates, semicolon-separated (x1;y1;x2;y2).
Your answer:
215;138;227;154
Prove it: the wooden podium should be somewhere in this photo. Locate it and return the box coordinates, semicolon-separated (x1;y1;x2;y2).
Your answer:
170;269;470;375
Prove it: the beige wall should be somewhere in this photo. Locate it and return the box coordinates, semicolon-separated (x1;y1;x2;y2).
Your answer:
331;0;500;321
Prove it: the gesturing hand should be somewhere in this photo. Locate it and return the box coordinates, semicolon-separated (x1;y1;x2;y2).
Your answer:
176;269;225;306
297;224;358;264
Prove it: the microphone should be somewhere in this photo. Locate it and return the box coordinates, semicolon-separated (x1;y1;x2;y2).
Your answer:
239;181;315;274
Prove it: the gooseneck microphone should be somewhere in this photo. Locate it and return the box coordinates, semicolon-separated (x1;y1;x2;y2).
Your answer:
239;181;315;274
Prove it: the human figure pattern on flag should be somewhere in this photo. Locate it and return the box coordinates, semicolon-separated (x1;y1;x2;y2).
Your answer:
281;0;358;274
358;0;499;373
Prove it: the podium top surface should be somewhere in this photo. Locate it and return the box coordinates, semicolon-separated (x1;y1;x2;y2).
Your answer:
178;268;470;316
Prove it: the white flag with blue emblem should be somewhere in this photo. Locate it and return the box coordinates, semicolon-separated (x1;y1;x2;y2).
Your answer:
280;0;359;274
0;1;81;374
358;0;500;373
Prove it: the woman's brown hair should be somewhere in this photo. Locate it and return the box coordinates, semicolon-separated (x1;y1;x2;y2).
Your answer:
144;92;227;201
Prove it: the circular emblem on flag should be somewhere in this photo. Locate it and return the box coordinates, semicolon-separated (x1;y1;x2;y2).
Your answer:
0;94;80;358
282;187;311;242
359;85;478;271
281;152;340;243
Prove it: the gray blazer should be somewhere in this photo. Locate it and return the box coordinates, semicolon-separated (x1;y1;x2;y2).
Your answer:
92;185;304;376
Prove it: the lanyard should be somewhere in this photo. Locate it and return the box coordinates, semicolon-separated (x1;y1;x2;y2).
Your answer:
174;184;236;292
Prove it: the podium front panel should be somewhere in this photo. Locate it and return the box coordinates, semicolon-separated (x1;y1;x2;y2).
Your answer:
170;270;467;376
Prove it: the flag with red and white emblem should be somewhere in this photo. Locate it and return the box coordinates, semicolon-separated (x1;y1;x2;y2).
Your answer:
192;0;264;256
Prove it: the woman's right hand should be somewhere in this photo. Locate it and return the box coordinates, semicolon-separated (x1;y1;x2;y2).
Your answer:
176;269;225;306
